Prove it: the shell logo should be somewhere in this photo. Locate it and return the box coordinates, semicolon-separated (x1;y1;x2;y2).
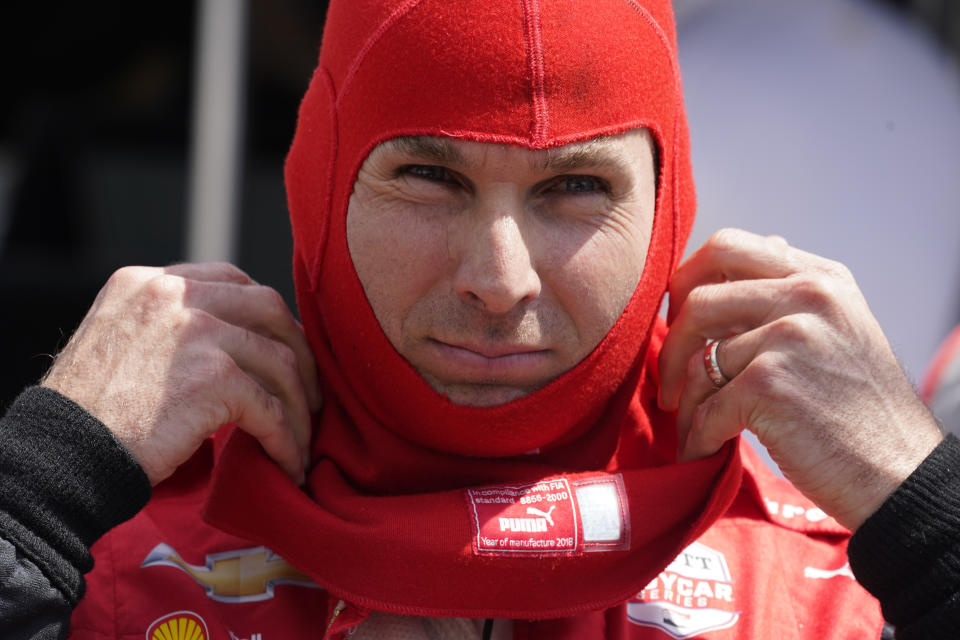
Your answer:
145;611;209;640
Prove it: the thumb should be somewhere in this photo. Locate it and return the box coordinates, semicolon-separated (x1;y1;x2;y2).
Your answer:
680;384;748;462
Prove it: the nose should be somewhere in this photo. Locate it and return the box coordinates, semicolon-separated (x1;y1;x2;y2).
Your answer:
453;209;541;314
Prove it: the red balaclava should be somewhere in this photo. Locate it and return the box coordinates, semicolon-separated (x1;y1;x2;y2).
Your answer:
204;0;742;619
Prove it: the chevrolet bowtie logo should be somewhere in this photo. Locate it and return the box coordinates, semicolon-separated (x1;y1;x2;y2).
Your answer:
142;543;319;603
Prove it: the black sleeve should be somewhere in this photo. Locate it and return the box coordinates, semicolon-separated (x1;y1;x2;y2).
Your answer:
0;386;151;639
849;433;960;639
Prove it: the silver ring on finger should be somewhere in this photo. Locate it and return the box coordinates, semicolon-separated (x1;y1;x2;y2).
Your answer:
704;339;730;388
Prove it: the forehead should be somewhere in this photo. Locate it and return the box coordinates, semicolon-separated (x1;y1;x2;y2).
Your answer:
372;129;655;174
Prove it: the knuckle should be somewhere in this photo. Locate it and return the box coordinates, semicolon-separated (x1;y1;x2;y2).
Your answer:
766;234;789;248
788;273;837;311
708;228;746;254
258;285;290;322
741;351;784;397
166;307;192;336
179;307;219;336
684;283;716;315
767;314;815;346
822;259;853;282
260;391;286;427
275;343;300;377
213;261;241;276
206;349;240;381
263;285;287;308
689;393;737;455
212;261;253;283
143;273;186;304
105;266;152;295
692;394;713;426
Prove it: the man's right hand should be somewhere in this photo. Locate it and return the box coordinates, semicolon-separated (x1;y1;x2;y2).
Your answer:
41;263;320;486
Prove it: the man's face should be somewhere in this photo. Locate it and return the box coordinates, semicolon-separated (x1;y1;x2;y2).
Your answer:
346;129;657;407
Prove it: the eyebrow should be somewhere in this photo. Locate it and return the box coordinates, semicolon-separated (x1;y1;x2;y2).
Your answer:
384;135;635;176
385;136;467;166
536;141;628;174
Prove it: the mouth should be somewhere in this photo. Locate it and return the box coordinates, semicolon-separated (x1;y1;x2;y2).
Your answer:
439;339;545;359
421;338;554;384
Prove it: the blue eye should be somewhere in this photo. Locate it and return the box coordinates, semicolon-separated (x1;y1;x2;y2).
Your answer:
552;176;609;194
565;177;599;192
403;165;453;183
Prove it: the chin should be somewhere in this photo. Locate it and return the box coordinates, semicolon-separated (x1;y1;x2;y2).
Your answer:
438;383;534;408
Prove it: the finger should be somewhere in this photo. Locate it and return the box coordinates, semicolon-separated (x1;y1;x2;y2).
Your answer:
212;314;314;463
183;280;321;413
668;229;796;324
680;375;756;462
674;333;758;449
163;262;258;286
659;277;788;411
220;364;306;484
676;318;814;461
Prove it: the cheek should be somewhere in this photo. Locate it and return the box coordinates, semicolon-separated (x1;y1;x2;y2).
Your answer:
539;212;651;348
563;246;645;334
346;193;451;344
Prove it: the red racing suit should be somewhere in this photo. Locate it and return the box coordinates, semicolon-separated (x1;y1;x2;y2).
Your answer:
68;439;884;639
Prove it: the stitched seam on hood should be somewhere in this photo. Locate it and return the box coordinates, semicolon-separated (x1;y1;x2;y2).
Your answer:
520;0;549;144
337;0;426;109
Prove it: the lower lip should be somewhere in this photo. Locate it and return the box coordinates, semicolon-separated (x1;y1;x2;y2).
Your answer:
424;340;552;382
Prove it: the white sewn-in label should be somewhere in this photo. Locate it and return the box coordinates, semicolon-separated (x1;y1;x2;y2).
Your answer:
572;474;630;552
577;482;622;542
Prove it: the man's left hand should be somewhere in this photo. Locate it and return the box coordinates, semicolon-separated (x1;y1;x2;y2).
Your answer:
658;228;943;531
